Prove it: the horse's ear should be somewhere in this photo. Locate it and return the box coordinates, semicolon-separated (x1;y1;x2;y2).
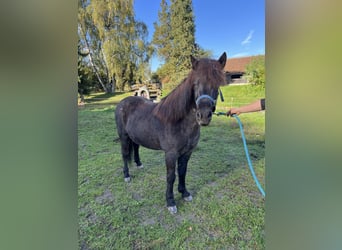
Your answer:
218;52;227;69
190;55;198;69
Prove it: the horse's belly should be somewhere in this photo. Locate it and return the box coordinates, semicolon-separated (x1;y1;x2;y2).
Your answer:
131;134;161;150
126;118;162;150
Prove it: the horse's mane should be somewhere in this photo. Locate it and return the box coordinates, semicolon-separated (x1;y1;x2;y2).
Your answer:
153;58;226;123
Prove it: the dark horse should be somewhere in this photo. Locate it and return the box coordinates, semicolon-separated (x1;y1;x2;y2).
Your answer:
115;52;227;214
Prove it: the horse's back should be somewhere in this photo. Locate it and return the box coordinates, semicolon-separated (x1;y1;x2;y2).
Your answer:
116;96;154;121
116;95;151;111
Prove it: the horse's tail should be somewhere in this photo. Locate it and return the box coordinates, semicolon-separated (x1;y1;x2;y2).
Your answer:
114;102;133;164
114;135;133;164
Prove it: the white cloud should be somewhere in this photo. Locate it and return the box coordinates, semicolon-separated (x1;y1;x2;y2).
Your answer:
231;52;249;58
241;30;254;45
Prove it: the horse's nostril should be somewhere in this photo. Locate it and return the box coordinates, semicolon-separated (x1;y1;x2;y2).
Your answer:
208;112;212;119
196;112;202;119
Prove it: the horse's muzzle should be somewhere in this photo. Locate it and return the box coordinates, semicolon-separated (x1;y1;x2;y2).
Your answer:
196;110;212;126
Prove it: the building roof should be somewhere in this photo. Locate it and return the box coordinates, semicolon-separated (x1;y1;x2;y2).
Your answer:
224;55;264;73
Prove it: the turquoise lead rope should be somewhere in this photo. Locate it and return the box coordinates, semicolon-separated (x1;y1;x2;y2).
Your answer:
215;112;265;197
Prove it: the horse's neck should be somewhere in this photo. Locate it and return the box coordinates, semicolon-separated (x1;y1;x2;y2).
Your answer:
153;79;195;123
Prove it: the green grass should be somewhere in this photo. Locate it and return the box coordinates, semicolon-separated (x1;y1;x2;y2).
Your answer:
216;84;265;113
81;84;264;109
81;91;132;105
78;85;265;249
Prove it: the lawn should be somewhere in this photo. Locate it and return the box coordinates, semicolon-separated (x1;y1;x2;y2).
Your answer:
78;84;265;249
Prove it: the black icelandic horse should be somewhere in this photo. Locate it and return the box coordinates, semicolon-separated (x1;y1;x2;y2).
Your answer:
115;52;227;214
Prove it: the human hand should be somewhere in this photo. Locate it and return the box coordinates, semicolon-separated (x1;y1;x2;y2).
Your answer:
226;108;240;116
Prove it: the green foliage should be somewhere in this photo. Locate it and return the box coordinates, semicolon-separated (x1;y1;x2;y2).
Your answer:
78;0;110;92
151;72;161;83
78;85;265;248
245;56;265;89
152;0;212;91
152;0;172;61
169;0;197;71
78;66;95;97
78;0;152;93
78;42;96;99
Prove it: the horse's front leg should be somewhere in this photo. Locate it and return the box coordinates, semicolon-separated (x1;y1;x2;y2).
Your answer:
165;151;178;214
177;152;192;201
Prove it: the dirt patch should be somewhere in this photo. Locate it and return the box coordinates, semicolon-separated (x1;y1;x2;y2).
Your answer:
95;189;114;204
142;217;156;226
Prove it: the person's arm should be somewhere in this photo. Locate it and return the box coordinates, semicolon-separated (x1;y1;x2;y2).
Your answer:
227;98;265;116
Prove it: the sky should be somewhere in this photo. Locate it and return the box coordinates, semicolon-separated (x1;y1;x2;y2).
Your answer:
134;0;265;71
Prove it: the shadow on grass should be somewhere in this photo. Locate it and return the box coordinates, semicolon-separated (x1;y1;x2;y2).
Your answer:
83;91;132;105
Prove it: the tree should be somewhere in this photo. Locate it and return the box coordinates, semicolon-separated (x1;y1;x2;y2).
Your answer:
152;0;210;91
152;0;172;62
245;56;265;89
78;0;151;93
78;0;109;92
78;41;97;103
169;0;197;72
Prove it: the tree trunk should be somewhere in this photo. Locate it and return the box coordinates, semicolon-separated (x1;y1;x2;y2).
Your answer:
112;76;116;93
78;24;109;93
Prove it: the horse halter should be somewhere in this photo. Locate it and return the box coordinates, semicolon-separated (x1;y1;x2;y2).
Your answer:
195;94;216;107
195;88;224;107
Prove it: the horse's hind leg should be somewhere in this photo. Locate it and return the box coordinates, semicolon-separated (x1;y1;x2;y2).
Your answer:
133;142;143;169
177;152;192;201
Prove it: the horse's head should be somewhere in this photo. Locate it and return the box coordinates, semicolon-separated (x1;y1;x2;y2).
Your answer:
190;52;227;126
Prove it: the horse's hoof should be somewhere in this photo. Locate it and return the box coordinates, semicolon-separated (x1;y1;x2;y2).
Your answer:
167;206;177;214
124;177;131;182
136;164;144;169
183;195;193;202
